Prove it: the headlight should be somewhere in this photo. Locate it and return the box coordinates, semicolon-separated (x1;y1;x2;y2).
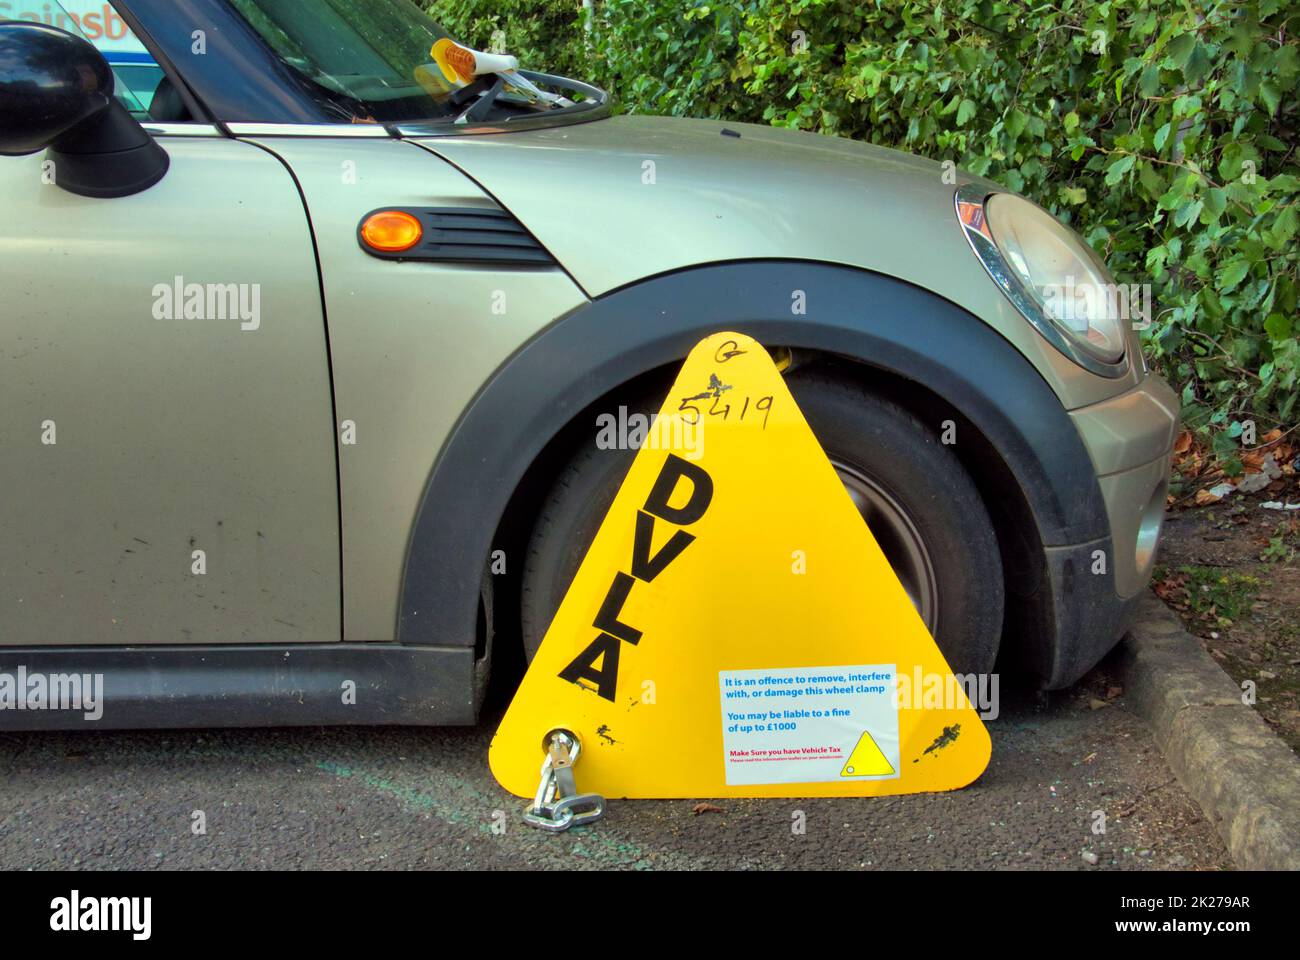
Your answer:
956;185;1128;376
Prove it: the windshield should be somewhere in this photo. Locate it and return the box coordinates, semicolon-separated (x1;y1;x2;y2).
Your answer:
225;0;558;123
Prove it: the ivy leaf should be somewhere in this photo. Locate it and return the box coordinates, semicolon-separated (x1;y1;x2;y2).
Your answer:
1275;44;1300;83
1200;187;1227;224
1157;173;1193;210
1104;153;1135;185
1139;63;1162;97
1146;244;1170;278
1211;430;1239;460
956;97;977;126
1259;80;1281;116
1182;42;1212;86
1217;258;1250;292
1174;198;1204;228
1264;313;1292;341
1138;162;1166;198
1166;32;1197;70
1006;108;1027;140
1273;205;1298;245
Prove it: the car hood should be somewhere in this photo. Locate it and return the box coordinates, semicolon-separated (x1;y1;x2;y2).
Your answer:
412;115;1140;404
413;114;991;300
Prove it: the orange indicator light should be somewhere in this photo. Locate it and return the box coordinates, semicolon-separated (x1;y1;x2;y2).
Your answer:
361;210;423;253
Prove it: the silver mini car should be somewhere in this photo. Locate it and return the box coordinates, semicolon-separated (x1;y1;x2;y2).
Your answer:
0;0;1178;729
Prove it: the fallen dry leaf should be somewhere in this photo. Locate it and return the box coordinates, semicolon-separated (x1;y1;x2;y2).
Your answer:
692;802;724;815
1154;571;1188;604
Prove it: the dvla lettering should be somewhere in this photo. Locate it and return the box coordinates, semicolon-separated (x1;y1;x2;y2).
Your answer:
558;454;713;701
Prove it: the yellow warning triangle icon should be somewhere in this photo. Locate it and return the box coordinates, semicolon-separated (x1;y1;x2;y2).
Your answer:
490;332;990;799
840;731;895;777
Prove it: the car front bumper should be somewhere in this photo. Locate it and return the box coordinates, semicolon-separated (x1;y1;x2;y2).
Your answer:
1021;369;1179;689
1071;370;1181;598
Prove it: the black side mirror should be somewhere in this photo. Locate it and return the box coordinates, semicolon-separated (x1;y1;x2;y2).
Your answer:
0;21;168;198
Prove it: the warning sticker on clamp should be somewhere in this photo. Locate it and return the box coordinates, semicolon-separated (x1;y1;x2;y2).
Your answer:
719;665;900;786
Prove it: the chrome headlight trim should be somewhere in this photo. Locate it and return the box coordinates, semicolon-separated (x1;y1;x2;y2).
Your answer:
954;182;1128;379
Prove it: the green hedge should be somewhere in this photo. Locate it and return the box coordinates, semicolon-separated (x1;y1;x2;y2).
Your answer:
425;0;1299;461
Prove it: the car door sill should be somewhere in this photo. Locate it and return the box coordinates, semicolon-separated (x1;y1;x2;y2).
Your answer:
0;644;474;730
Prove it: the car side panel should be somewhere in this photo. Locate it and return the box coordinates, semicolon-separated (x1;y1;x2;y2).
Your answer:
0;137;340;645
241;137;588;643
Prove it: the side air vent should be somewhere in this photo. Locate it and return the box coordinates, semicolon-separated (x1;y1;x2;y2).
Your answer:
357;205;556;266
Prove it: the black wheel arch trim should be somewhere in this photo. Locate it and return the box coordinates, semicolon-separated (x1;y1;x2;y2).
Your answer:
398;259;1111;650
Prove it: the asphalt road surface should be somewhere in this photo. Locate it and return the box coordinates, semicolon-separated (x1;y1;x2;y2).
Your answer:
0;668;1231;870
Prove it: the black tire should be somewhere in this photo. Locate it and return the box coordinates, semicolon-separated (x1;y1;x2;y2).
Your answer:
521;369;1004;676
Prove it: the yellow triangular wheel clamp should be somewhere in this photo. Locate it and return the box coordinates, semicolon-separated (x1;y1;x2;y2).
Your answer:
490;333;990;798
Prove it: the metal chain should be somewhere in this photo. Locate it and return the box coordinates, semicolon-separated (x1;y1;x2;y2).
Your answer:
522;729;606;832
